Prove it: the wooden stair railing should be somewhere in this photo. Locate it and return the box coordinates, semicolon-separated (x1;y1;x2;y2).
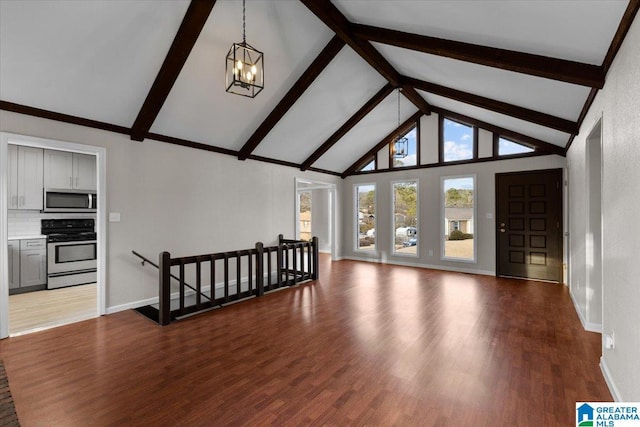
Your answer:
134;236;319;325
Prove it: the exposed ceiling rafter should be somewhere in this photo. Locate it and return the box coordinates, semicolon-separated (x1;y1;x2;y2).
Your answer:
431;106;565;156
342;110;423;178
351;23;605;89
300;83;394;171
402;76;578;134
237;35;346;160
130;0;216;142
299;0;431;115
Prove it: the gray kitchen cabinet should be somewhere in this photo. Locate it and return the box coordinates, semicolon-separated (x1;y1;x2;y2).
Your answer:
8;241;20;289
7;145;44;210
19;239;47;287
44;149;96;191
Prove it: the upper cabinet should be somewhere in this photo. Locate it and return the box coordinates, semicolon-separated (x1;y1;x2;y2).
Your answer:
44;150;96;191
7;145;44;210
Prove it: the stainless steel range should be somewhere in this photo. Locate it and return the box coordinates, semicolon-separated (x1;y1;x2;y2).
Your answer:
41;218;97;289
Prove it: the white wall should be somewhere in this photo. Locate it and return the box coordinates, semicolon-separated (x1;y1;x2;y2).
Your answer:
0;110;340;311
342;155;566;274
567;14;640;401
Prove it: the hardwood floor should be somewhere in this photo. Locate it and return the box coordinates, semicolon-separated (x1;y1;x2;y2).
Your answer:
8;284;97;336
0;257;610;426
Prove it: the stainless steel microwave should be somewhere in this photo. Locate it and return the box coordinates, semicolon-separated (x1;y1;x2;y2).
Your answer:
44;189;97;212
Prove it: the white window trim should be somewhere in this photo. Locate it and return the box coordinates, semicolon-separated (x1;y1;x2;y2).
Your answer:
391;179;419;258
354;183;377;253
441;174;477;263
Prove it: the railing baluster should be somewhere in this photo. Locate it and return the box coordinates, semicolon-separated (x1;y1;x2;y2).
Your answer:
285;244;290;285
159;251;171;326
210;255;216;303
255;242;264;297
292;243;298;285
224;254;229;303
248;252;253;295
307;242;312;280
277;243;283;289
196;259;202;310
312;236;319;280
179;261;185;315
236;252;241;299
267;248;272;290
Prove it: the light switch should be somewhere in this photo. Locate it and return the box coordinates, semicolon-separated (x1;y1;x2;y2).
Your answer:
486;213;493;219
109;212;121;222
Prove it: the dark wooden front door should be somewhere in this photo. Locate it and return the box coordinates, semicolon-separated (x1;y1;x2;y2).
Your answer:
496;169;563;282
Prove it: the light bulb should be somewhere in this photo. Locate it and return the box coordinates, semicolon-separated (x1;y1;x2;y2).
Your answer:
246;71;253;81
251;65;257;75
236;60;243;70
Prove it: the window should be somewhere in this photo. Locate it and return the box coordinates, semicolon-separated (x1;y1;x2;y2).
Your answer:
355;184;376;251
358;157;376;172
442;118;474;162
498;137;535;156
392;181;418;256
390;124;418;168
442;176;475;261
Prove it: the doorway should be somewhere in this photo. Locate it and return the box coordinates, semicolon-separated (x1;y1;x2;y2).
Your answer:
0;132;107;338
585;119;603;327
496;169;563;282
295;178;336;258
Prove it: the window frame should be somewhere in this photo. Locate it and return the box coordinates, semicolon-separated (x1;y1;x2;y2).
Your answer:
354;183;378;253
439;116;478;164
441;174;477;263
494;134;536;157
390;179;419;258
357;156;377;172
389;121;420;169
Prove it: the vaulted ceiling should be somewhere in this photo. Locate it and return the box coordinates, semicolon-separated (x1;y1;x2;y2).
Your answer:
1;0;637;177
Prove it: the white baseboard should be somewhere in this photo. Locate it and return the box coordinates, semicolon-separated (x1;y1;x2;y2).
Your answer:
569;290;602;333
600;357;622;401
340;255;495;276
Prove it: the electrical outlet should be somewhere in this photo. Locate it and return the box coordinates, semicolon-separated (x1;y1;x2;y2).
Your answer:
604;332;615;350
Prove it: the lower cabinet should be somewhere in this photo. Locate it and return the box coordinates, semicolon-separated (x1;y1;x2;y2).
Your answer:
8;241;20;289
9;238;47;294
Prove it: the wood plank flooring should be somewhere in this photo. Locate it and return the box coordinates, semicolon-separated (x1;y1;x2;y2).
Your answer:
0;257;611;426
9;284;97;336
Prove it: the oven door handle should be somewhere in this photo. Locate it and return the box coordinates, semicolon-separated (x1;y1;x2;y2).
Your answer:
88;194;92;209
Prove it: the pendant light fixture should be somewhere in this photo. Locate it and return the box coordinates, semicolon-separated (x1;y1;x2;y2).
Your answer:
225;0;264;98
392;88;408;158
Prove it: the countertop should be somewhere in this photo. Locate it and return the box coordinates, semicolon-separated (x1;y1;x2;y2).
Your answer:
8;235;47;241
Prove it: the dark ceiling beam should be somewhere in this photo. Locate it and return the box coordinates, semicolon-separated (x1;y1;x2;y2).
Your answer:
351;24;605;89
341;110;423;178
602;0;640;75
130;0;216;141
0;100;131;136
299;0;431;115
403;76;578;134
431;106;565;156
300;83;394;171
237;35;346;160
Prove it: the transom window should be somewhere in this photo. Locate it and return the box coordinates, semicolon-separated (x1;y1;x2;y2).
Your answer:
390;124;418;168
358;157;376;172
498;137;535;156
442;118;475;162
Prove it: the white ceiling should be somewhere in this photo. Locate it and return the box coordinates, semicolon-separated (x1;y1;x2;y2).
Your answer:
0;0;632;175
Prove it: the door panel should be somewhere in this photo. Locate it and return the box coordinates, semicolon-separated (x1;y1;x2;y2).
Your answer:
496;169;563;282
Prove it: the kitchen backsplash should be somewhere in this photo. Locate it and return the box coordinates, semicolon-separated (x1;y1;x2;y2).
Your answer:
8;211;96;237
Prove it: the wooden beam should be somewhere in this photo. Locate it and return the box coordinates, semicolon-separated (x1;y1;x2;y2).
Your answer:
237;35;345;160
402;76;578;134
300;83;394;171
351;23;605;89
341;110;423;178
299;0;431;114
602;0;640;75
431;106;565;156
130;0;216;141
0;100;131;135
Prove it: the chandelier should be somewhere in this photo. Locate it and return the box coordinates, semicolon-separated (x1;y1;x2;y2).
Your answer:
225;0;264;98
392;88;408;158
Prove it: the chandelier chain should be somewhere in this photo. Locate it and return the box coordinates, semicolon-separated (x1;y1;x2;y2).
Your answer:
397;88;401;127
242;0;246;43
